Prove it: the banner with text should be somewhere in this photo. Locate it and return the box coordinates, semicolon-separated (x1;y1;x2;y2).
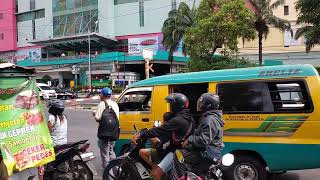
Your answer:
0;78;55;176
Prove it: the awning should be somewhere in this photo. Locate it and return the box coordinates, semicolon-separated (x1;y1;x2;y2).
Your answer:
29;33;119;51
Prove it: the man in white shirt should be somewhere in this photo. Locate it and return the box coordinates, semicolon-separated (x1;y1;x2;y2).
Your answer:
93;87;119;168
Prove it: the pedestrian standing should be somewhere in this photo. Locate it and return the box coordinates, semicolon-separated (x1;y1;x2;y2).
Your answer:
92;87;119;168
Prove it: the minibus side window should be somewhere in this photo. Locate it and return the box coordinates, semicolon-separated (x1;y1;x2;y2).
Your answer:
118;90;152;112
218;80;313;114
268;81;312;112
218;82;273;113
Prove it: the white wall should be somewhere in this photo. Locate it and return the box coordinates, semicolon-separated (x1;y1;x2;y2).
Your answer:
35;0;53;39
17;0;53;47
114;0;202;36
98;0;115;37
114;0;171;36
17;0;30;13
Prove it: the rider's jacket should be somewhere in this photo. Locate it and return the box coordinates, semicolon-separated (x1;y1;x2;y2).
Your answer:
186;110;224;157
140;109;194;149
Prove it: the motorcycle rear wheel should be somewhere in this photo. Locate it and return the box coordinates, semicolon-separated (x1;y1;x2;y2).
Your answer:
73;160;93;180
103;159;141;180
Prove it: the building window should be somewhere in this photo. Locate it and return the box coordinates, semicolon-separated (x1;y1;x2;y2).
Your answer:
284;6;289;16
0;13;3;20
139;1;144;27
30;0;36;10
0;33;4;40
32;20;36;39
17;9;45;22
171;0;176;10
218;80;313;113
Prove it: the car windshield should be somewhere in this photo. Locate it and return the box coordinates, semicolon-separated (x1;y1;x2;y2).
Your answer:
39;86;53;90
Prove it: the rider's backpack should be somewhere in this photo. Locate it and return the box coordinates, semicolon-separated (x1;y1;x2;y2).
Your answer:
97;101;120;141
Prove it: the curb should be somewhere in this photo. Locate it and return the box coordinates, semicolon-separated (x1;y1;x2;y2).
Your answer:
65;95;120;104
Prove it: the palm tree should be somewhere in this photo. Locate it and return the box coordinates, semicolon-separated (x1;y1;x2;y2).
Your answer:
295;0;320;53
248;0;292;65
161;1;196;72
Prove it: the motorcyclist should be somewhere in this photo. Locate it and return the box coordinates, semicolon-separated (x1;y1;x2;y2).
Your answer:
171;93;225;179
139;112;174;168
133;93;194;180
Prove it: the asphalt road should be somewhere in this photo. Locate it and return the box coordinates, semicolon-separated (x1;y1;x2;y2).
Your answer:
62;109;320;180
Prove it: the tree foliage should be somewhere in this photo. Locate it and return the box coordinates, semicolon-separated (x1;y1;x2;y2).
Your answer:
295;0;320;52
187;56;257;72
161;1;197;62
248;0;292;65
184;0;256;59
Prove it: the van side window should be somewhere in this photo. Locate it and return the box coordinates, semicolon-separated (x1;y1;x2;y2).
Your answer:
118;90;152;112
218;82;273;113
268;81;312;112
218;80;313;113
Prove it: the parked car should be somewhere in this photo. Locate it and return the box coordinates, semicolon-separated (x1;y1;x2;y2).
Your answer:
53;87;78;99
37;83;57;99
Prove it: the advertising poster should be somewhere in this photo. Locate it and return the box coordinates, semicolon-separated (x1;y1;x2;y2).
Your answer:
0;78;55;176
15;48;41;62
128;36;160;55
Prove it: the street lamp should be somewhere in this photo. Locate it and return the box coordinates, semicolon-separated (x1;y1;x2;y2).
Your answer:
88;20;99;92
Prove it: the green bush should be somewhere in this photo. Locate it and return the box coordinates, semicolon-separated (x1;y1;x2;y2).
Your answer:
187;55;258;72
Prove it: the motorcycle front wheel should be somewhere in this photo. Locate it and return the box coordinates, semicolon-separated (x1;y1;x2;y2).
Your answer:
73;160;93;180
103;159;141;180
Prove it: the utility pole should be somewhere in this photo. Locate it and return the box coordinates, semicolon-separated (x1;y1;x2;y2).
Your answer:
87;20;98;93
143;49;154;79
88;32;92;92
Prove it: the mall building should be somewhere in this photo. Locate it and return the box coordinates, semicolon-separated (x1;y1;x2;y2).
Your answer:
0;0;319;87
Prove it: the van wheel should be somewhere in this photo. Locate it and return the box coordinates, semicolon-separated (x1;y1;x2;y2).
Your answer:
223;155;267;180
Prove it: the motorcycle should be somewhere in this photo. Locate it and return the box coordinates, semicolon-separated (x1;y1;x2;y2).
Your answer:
103;122;163;180
44;140;97;180
176;150;235;180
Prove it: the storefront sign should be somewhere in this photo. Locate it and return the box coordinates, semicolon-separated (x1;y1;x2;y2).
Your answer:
0;78;55;176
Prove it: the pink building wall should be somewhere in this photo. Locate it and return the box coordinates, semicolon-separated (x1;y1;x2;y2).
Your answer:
0;0;17;52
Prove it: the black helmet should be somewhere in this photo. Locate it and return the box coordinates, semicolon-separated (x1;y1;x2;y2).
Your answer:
197;93;220;112
165;93;189;113
48;99;65;116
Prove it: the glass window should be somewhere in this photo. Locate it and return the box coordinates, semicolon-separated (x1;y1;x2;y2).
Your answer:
17;9;45;22
118;90;152;112
171;0;176;10
218;82;273;113
139;1;144;27
218;80;313;113
32;20;35;39
114;0;137;5
66;0;75;10
30;0;36;10
268;81;312;112
284;6;289;16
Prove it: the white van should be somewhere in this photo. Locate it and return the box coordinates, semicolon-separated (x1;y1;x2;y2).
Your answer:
37;83;57;99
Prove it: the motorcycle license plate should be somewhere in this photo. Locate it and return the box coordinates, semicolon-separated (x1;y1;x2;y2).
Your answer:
80;152;95;161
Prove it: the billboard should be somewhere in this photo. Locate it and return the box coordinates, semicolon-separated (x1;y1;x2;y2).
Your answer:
128;35;183;56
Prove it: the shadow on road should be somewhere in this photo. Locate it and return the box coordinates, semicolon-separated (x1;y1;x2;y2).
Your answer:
272;172;300;180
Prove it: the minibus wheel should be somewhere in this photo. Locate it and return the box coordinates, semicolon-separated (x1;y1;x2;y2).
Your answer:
223;155;267;180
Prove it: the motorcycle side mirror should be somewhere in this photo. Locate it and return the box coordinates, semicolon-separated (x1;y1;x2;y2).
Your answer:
222;153;234;167
154;121;162;127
